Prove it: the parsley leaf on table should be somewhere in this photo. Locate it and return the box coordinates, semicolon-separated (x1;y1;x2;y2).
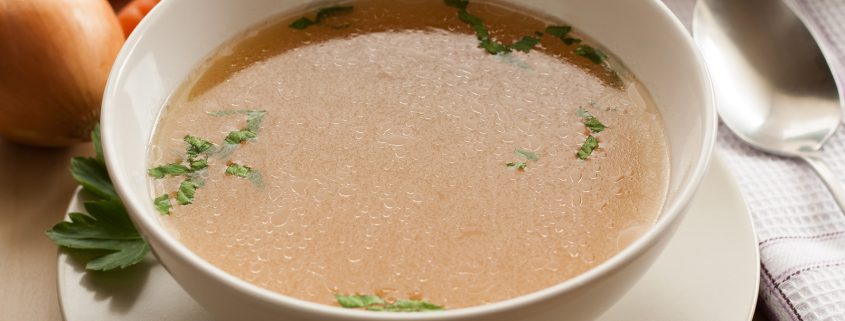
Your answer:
46;125;150;271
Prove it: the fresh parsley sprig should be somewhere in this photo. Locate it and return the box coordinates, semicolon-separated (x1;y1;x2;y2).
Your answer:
46;125;151;271
335;294;444;312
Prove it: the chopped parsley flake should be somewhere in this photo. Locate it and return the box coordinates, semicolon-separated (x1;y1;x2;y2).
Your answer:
584;117;606;133
225;163;253;178
509;36;541;53
577;107;607;133
335;294;444;312
147;163;190;179
289;6;353;30
577;135;599;160
444;0;469;9
452;3;510;55
506;161;528;170
575;45;607;64
176;180;198;205
225;129;257;145
154;194;172;215
184;135;215;158
544;25;572;38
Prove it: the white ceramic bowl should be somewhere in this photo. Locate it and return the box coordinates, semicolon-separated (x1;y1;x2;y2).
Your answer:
101;0;715;320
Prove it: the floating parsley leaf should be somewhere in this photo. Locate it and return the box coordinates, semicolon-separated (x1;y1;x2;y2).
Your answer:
190;159;208;171
225;163;253;178
289;17;315;30
509;36;540;53
454;6;510;55
563;37;582;45
584;117;606;133
154;194;172;215
289;6;353;30
514;148;540;161
184;135;215;158
225;129;257;145
577;107;606;133
575;45;607;64
481;39;511;55
577;135;599;160
458;10;487;39
545;25;571;38
506;161;527;170
336;294;385;308
336;294;444;312
444;0;469;10
46;125;150;271
176;180;198;205
148;163;191;179
384;300;445;312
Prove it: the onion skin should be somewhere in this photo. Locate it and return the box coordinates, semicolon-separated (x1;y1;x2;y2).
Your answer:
0;0;124;147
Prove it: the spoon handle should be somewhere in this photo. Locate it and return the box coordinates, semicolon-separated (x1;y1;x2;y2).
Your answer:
801;153;845;211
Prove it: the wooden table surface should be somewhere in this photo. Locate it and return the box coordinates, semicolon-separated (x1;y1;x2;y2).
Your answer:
0;141;90;320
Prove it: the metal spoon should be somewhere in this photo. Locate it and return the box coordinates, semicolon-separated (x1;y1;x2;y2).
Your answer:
693;0;845;208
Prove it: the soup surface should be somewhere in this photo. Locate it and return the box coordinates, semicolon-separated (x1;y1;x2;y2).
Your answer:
149;0;669;310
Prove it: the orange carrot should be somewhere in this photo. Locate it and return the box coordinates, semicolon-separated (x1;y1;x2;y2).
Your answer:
116;0;160;37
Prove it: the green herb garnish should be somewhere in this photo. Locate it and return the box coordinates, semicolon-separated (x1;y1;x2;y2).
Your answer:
154;194;172;215
184;135;215;158
563;37;581;45
147;163;191;179
574;45;606;64
545;25;571;38
289;17;315;30
289;6;353;30
150;110;267;214
444;0;469;9
577;135;599;160
577;107;606;133
506;161;527;170
176;180;199;205
451;2;510;55
225;129;257;145
506;148;539;170
509;36;541;53
190;159;208;171
225;163;253;178
335;294;444;312
46;125;151;271
584;117;606;133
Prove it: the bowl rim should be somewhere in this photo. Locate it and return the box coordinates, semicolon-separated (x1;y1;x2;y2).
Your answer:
101;0;716;319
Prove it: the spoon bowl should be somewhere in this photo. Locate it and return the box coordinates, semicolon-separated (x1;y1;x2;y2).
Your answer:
694;0;845;206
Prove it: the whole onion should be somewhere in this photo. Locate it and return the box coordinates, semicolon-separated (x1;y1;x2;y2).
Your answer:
0;0;124;146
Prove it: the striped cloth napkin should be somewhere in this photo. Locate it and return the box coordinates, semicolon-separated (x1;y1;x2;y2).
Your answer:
662;0;845;320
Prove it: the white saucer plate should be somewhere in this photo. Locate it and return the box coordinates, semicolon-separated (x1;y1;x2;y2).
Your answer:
58;151;760;321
